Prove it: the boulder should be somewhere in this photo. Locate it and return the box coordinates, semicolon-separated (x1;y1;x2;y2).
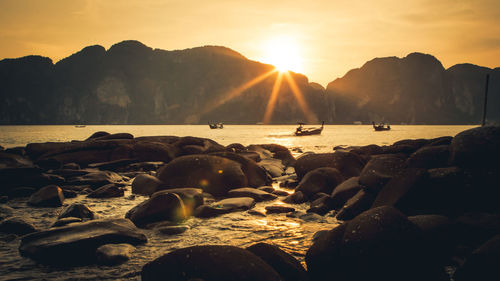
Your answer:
228;187;277;202
0;166;54;191
193;205;232;218
156;225;189;235
173;136;226;155
350;144;383;155
66;170;124;189
131;141;178;162
247;242;309;281
330;176;363;209
7;186;36;198
141;245;282;281
125;192;187;227
307;206;441;281
295;167;344;199
157;155;247;196
454;234;500;281
282;191;307;204
0;205;14;220
51;217;83;227
258;159;285;178
96;243;135;265
371;168;428;214
92;132;134;141
28;185;65;207
294;151;365;180
408;215;455;264
19;218;147;265
307;194;334;215
58;203;95;220
248;144;296;167
0;217;37;235
336;189;376;221
212;197;255;211
0;151;33;169
152;188;204;215
210;151;272;187
358;154;406;192
131;174;165;196
406;145;450;169
85;131;110;141
265;206;295;214
450;126;500;168
87;183;124;198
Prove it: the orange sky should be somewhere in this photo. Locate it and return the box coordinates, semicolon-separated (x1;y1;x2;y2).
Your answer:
1;0;499;86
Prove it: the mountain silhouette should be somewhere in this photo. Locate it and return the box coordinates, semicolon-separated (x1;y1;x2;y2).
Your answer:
0;41;498;125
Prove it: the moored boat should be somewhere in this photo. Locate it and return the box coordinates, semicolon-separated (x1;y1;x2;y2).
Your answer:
372;121;390;131
294;121;324;136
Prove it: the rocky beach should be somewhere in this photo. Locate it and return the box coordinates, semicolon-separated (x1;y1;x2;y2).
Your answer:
1;126;499;281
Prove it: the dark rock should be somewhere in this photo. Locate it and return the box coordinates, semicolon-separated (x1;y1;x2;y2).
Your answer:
247;242;309;281
126;161;164;172
152;188;204;215
282;191;307;204
248;209;267;217
350;144;383;155
228;187;277;202
157;155;247;196
96;243;135;265
408;215;455;264
193;205;231;218
58;203;95;220
294;151;365;180
131;141;178;162
126;192;186;227
87;183;124;198
265;206;295;214
51;217;83;227
226;143;246;152
406;145;450;169
19;218;147;265
62;189;77;198
61;162;80;169
7;186;36;198
131;174;165;196
358;154;406;192
87;158;138;171
173;136;226;155
0;166;51;191
93;132;134;141
454;234;500;281
210;151;272;187
273;190;290;196
336;189;376;221
28;185;65;207
66;170;124;188
248;144;296;167
308;194;334;215
258;186;275;193
85;131;110;141
0;151;33;169
450;126;500;168
307;206;441;281
454;213;500;250
371;168;428;214
427;136;453;146
259;159;285;178
156;225;189;235
0;217;37;235
330;176;363;209
141;245;282;281
295;167;344;198
212;197;255;211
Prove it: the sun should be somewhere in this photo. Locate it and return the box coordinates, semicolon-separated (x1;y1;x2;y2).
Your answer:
261;36;304;73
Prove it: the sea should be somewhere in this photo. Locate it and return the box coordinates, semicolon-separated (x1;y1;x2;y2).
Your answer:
0;125;475;280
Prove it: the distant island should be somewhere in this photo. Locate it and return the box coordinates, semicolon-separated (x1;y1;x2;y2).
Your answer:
0;40;498;125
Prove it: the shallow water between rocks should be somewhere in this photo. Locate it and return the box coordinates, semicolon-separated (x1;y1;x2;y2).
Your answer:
0;125;474;280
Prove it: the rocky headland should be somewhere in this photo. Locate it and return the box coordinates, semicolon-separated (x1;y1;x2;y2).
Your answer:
0;126;499;280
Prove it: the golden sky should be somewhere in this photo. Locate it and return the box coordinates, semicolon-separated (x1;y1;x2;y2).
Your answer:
1;0;499;86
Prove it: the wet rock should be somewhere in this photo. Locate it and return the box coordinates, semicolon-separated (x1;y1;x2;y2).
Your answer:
265;205;295;214
408;215;455;264
258;186;275;193
248;209;267;217
450;126;500;168
0;151;33;169
141;245;282;281
173;136;226;155
19;218;147;265
156;225;189;235
272;190;290;196
62;189;77;198
350;144;383;155
51;217;83;227
0;166;50;191
371;168;428;214
131;141;178;162
96;243;135;265
308;194;334;215
212;197;255;211
193;205;231;218
330;176;363;209
280;178;299;189
61;162;80;169
226;143;246;152
210;151;272;187
282;191;307;204
248;143;296;167
66;170;124;189
87;158;138;171
28;185;65;207
247;242;309;281
358;154;406;192
228;187;277;202
336;189;376;221
454;234;500;281
131;174;165;196
87;183;124;198
294;151;365;180
406;145;450;169
157;155;247;196
0;217;37;235
295;167;344;198
0;205;14;220
454;213;500;250
58;203;95;220
152;188;204;215
126;161;164;172
259;159;285;178
307;206;440;281
126;192;186;227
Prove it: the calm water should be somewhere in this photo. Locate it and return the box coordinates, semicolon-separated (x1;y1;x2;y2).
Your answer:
0;125;476;151
0;125;475;280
